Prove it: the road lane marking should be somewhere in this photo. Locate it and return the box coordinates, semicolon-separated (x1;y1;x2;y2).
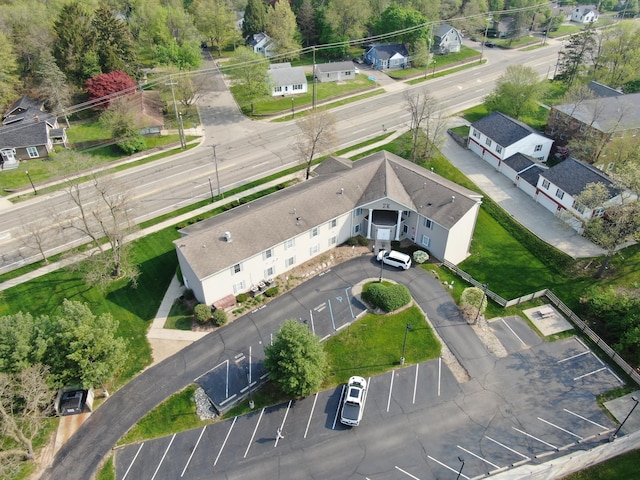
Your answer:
304;393;319;438
387;371;395;412
457;445;500;469
309;309;315;334
395;465;421;479
245;409;265;457
314;302;327;313
557;351;590;363
412;364;419;404
214;417;236;466
180;426;206;477
513;427;557;450
427;456;469;479
485;436;529;460
345;287;355;319
574;367;607;381
275;400;292;447
538;417;582;440
563;409;608;431
150;433;175;480
333;386;345;429
501;318;526;345
121;442;144;480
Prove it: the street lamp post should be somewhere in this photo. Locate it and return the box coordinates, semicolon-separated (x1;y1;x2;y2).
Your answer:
25;170;37;195
456;456;465;480
178;111;186;149
474;283;488;324
400;324;412;365
610;396;639;441
209;144;222;199
245;366;254;409
208;176;214;203
291;97;295;118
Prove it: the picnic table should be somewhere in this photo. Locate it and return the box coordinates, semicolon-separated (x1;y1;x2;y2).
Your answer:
538;306;555;318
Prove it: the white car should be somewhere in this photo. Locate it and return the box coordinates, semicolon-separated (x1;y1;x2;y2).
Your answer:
376;249;412;270
340;376;368;426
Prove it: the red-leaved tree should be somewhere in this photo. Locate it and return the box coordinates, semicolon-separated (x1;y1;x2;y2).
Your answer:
84;71;137;108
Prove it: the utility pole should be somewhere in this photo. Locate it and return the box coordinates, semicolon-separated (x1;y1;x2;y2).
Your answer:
209;144;222;198
312;47;317;110
166;77;186;149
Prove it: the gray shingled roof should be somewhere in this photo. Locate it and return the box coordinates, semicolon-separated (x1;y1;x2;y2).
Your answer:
268;65;307;88
434;24;457;39
316;61;355;74
0;121;50;149
176;151;481;280
502;152;537;172
539;157;617;196
471;111;547;148
587;81;623;98
366;44;409;60
519;165;547;186
554;93;640;133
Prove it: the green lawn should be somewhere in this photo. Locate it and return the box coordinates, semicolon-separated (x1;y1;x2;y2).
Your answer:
561;449;640;479
164;299;193;330
387;45;481;79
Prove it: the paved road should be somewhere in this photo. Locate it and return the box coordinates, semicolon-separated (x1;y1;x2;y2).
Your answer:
44;256;622;479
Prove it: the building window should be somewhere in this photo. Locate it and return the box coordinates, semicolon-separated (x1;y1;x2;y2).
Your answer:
233;281;245;294
310;244;320;255
354;208;362;216
263;248;273;260
330;218;337;228
403;225;408;234
26;147;39;158
265;266;275;278
423;218;433;229
555;189;565;200
485;138;492;147
593;207;605;217
572;200;585;214
421;234;431;247
535;144;543;152
285;238;294;250
354;224;361;234
542;179;550;190
329;236;337;246
275;86;282;93
232;263;241;274
472;129;480;139
495;145;502;154
311;227;319;238
285;256;295;268
403;210;411;218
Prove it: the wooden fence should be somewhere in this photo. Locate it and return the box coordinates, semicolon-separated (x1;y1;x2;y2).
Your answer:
442;260;640;387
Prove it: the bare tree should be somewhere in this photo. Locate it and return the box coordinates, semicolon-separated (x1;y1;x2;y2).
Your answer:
19;216;63;264
404;88;448;162
296;110;337;180
0;365;54;475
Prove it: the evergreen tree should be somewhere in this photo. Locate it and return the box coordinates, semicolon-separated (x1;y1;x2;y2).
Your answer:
243;0;268;38
266;0;302;60
296;0;318;47
556;25;597;87
92;5;139;78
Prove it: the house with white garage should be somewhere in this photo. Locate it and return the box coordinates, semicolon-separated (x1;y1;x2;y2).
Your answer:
174;151;483;307
499;153;549;198
315;61;357;83
468;111;553;169
571;5;599;23
268;63;308;96
534;157;628;230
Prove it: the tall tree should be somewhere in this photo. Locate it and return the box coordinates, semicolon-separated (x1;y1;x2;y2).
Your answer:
296;110;337;180
266;0;302;60
324;0;372;40
264;319;327;397
243;0;268;38
0;313;50;375
92;5;139;77
33;50;72;125
296;0;318;47
594;21;640;89
372;2;428;44
404;88;447;162
84;70;137;108
556;25;597;88
0;30;20;111
229;46;271;113
191;0;241;56
484;64;547;120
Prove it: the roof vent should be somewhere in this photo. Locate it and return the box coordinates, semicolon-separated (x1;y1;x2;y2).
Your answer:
223;231;232;242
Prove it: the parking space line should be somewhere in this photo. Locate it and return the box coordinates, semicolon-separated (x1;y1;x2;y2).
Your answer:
150;433;175;480
314;302;327;313
328;299;336;330
457;445;500;469
412;364;419;404
538;417;583;440
426;456;469;479
275;400;293;447
590;351;605;367
345;287;355;319
513;427;557;450
387;371;395;412
180;426;206;477
248;346;252;384
219;393;237;406
563;408;608;431
193;359;228;382
309;309;315;334
336;322;349;332
121;443;144;480
304;393;319;438
574;367;607;381
557;351;590;363
501;318;526;346
438;358;442;396
395;465;421;479
214;417;236;466
244;408;265;457
333;386;345;429
485;436;529;460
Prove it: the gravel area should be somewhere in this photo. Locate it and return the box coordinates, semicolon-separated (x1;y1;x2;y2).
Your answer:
194;386;218;420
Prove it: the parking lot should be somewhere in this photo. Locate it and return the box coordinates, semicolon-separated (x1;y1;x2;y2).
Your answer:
116;309;622;480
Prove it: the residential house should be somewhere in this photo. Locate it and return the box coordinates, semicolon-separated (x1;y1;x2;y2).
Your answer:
488;17;518;38
174;151;483;307
433;24;464;54
571;5;600;23
0;96;67;169
535;157;626;231
268;63;308;96
315;61;357;83
247;32;274;57
499;152;549;198
587;81;623;98
123;91;165;135
545;92;640;163
364;44;410;70
468;111;554;169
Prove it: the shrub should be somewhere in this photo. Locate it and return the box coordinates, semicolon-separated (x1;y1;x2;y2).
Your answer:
362;282;411;312
194;303;212;323
460;287;487;322
236;293;248;303
264;286;279;297
116;132;146;155
346;236;358;246
357;236;370;246
413;250;430;264
212;308;228;327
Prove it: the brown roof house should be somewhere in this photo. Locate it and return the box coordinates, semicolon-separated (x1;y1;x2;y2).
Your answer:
0;96;67;170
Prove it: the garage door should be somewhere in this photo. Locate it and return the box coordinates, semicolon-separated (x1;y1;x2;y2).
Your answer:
536;191;560;214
